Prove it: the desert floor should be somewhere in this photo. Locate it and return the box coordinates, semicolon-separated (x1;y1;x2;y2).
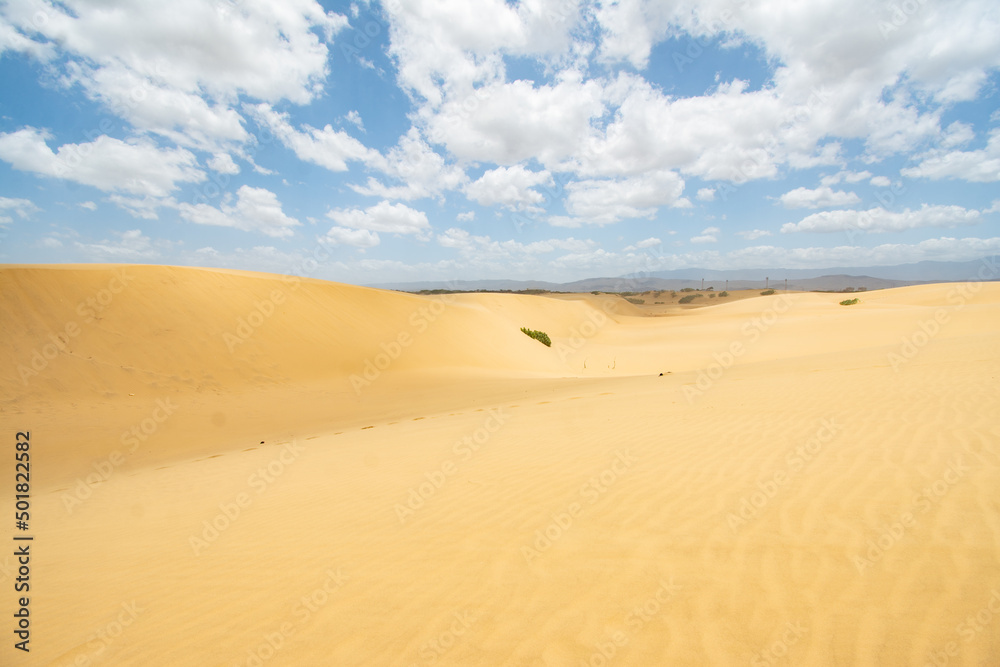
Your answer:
2;264;999;666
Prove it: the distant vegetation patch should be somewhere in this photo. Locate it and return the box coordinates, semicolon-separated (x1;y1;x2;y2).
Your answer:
680;287;696;292
760;289;775;296
708;293;716;298
719;291;729;297
679;294;703;304
520;327;552;347
840;298;860;306
625;297;645;304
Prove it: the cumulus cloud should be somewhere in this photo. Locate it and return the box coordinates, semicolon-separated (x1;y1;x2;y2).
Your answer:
736;229;773;241
177;186;300;237
208;153;240;175
563;170;686;225
779;186;862;209
901;128;1000;182
691;226;721;244
327;201;430;239
0;127;204;197
249;103;378;172
351;128;467;200
0;0;348;149
781;204;984;234
464;165;553;211
696;188;716;202
325;226;380;248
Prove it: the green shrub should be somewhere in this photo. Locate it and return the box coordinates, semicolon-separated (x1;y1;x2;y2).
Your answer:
520;327;552;346
760;289;775;295
654;301;664;304
840;298;860;306
670;291;677;298
680;287;695;292
678;294;703;304
719;291;729;297
709;293;716;298
625;297;645;304
591;290;601;295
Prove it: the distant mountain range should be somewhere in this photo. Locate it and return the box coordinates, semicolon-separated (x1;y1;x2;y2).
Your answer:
369;258;999;293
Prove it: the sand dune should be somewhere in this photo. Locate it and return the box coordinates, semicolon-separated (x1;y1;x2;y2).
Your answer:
2;264;999;666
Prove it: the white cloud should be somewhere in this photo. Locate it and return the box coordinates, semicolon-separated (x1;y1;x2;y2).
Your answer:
901;128;1000;183
327;201;430;238
177;186;300;237
108;194;171;220
345;110;365;132
78;201;97;211
0;196;39;224
73;229;162;260
563;170;686;225
325;226;380;248
696;188;716;202
782;204;984;234
820;170;873;186
464;165;553;211
736;229;773;241
779;186;862;209
207;153;240;175
0;0;348;149
249;103;378;172
456;211;475;222
691;226;721;244
0;127;204;197
624;237;661;251
351;128;467;200
869;176;892;187
426;75;606;167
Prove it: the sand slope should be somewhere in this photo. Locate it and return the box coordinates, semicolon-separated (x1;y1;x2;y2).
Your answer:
1;264;999;666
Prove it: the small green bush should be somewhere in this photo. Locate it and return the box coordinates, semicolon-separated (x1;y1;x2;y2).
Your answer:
709;293;716;298
625;297;645;304
719;291;729;297
760;289;775;295
840;298;860;306
679;294;703;304
591;290;601;295
520;327;552;346
680;287;695;292
670;291;677;298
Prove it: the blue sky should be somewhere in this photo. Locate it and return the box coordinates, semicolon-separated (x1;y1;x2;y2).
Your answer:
0;0;998;285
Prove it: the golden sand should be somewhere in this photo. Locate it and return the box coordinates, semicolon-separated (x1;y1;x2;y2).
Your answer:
1;264;998;665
